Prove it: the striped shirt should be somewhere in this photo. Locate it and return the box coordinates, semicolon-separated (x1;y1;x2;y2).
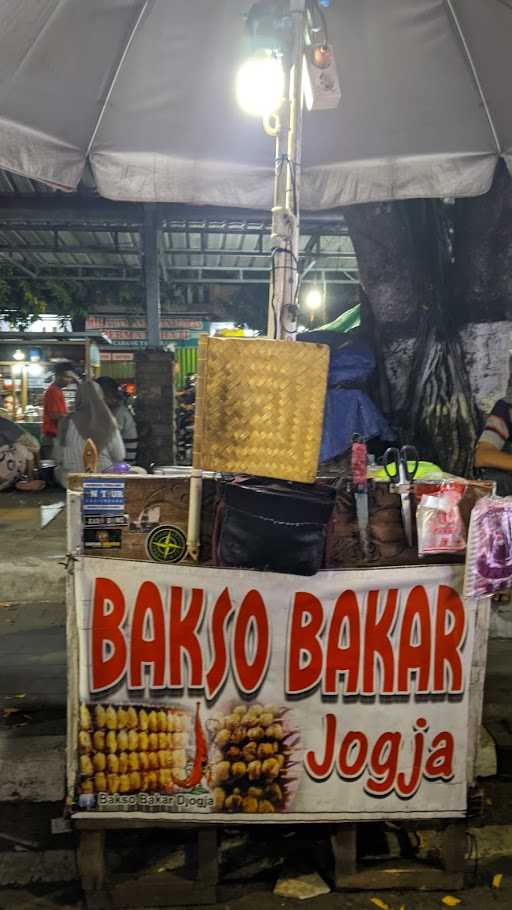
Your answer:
115;403;138;465
478;399;512;453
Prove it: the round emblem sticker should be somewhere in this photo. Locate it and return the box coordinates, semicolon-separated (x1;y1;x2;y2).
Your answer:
146;525;187;563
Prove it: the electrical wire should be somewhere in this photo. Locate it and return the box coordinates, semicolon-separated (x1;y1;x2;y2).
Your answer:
270;244;301;337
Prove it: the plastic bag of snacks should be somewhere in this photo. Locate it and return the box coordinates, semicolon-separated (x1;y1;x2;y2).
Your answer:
464;496;512;598
417;481;466;556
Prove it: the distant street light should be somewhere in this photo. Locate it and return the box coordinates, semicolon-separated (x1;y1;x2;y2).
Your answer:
305;287;323;311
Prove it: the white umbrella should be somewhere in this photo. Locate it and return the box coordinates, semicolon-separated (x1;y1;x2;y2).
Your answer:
0;0;510;207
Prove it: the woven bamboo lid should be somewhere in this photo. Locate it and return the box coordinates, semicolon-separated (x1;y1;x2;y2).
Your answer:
193;336;329;483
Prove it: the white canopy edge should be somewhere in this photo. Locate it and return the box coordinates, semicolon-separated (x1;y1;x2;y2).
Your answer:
91;150;500;209
0;117;83;192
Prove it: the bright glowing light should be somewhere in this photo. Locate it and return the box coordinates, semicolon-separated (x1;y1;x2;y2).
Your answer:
11;363;23;376
12;348;25;361
28;363;43;377
305;288;323;311
236;52;285;118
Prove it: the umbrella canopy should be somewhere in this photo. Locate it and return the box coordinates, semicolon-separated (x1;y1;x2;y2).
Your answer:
0;0;510;207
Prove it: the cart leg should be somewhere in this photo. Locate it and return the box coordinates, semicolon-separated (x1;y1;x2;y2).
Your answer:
197;826;219;891
78;830;110;910
443;821;466;884
331;824;357;886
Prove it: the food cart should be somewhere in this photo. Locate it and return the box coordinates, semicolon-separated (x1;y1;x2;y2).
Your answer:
59;4;493;905
65;465;491;906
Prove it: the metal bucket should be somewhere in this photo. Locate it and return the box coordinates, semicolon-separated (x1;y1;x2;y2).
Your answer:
38;459;56;485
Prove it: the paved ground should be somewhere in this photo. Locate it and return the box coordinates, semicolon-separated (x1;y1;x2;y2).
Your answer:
0;489;66;710
0;879;511;909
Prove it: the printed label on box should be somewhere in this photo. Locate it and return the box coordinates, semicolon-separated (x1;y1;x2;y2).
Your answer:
83;480;125;515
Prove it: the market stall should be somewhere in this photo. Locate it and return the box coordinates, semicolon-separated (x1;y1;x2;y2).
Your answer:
0;332;108;430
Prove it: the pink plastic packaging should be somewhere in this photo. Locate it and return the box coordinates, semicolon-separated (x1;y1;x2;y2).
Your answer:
417;482;466;556
464;495;512;598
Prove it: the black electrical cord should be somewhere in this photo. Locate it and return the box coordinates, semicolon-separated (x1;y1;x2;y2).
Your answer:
270;244;301;336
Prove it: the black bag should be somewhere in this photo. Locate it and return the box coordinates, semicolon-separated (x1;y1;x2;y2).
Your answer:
214;477;336;576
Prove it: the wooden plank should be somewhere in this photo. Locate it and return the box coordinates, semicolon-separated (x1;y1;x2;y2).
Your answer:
466;598;491;784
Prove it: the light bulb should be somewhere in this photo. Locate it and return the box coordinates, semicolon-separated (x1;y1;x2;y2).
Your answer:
13;349;25;361
305;288;323;311
28;363;43;377
236;52;285;118
11;363;23;376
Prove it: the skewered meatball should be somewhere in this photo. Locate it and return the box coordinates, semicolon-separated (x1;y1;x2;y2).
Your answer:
80;705;91;730
79;731;92;754
93;752;106;772
212;761;230;784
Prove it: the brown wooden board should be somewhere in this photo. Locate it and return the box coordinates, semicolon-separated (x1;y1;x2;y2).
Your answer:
68;474;216;566
68;474;492;569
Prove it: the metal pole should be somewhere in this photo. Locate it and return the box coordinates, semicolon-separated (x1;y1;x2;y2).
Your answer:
143;204;162;347
267;0;306;340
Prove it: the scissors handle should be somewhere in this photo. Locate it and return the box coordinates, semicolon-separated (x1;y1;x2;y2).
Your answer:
383;447;400;482
400;445;419;480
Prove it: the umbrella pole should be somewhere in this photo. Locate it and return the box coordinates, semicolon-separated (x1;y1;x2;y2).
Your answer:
267;0;306;341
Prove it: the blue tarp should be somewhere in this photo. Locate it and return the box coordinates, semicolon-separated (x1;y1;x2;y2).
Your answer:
318;340;394;462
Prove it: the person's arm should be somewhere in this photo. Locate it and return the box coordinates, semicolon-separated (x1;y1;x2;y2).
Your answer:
474;401;512;471
108;428;126;464
475;441;512;471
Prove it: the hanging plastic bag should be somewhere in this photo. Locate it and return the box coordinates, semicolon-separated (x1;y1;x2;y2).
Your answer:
417;482;466;556
465;495;512;598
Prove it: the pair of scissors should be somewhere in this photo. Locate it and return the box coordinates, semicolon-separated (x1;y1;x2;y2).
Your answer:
383;446;419;547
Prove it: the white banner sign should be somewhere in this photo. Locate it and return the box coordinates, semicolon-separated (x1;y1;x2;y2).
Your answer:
73;559;475;821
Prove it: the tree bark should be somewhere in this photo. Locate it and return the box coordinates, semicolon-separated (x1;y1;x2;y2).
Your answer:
342;166;512;476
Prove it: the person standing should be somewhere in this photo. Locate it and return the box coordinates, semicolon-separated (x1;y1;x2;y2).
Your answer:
54;380;125;488
42;362;76;457
96;377;138;465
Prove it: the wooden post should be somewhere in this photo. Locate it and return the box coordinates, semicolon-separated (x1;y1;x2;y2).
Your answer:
197;827;219;889
443;822;466;878
78;830;110;910
331;824;357;886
